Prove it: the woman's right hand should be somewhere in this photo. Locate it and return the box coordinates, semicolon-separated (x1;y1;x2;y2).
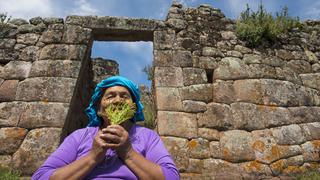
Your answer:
88;129;109;164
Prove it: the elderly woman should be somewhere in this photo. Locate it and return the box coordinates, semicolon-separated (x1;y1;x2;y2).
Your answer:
32;76;179;180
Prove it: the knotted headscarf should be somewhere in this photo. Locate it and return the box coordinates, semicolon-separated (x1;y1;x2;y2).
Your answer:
86;76;144;127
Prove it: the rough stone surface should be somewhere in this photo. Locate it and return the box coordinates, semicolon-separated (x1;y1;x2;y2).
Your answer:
0;127;28;154
29;60;81;78
16;33;39;45
300;73;320;91
155;87;182;111
39;44;86;60
0;155;12;168
173;50;193;67
188;138;210;159
0;102;27;127
0;61;32;80
0;80;19;102
154;67;183;87
158;111;197;139
212;80;235;104
198;128;220;141
19;46;39;61
197;102;233;130
62;25;92;44
16;77;77;103
220;130;255;162
271;124;307;145
301;140;320;162
182;100;206;113
182;68;207;86
18;102;69;128
12;128;61;175
180;84;213;103
161;137;189;171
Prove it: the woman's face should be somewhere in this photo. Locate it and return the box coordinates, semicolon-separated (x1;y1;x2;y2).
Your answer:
98;86;133;121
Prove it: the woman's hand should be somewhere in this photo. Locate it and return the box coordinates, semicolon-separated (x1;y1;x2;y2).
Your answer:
89;130;109;164
100;125;133;160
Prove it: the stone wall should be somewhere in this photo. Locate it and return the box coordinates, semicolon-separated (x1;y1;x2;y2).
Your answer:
0;2;319;179
154;3;320;179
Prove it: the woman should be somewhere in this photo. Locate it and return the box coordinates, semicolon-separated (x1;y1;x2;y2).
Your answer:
32;76;179;180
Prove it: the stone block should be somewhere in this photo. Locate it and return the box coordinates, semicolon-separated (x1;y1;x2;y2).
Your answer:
62;25;92;44
243;54;262;64
300;122;320;141
12;128;61;175
288;107;320;124
203;159;241;178
153;50;173;67
0;102;27;127
39;44;87;60
0;80;19;102
212;80;235;104
19;46;39;61
209;141;221;158
153;30;175;50
182;100;206;113
0;127;28;154
0;38;16;49
197;103;233;129
172;50;193;67
213;57;249;80
18;102;69;128
154;67;183;87
161;136;189;171
286;155;304;166
276;67;302;85
29;60;81;78
231;102;292;131
16;77;77;103
198;56;219;69
221;31;237;40
155;87;182;111
198;128;220;141
272;124;307;145
220;130;255;162
166;18;187;30
180;84;213;103
188;138;210;159
0;61;32;80
239;161;272;176
301;140;320;162
202;47;224;57
276;49;294;61
16;33;39;45
286;60;312;74
226;50;242;58
0;155;11;168
0;49;18;63
233;79;319;106
180;173;203;180
158;111;197;139
39;30;63;43
312;63;320;72
305;50;318;63
234;45;252;54
270;159;288;175
182;68;207;86
300;73;320;91
187;159;203;173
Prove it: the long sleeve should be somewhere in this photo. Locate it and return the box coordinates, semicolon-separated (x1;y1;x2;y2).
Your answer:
31;129;83;180
144;130;180;180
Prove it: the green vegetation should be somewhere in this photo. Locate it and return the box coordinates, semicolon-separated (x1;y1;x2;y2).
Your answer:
142;65;154;81
0;167;21;180
100;102;137;125
0;12;11;38
140;102;156;129
236;3;303;47
296;171;320;180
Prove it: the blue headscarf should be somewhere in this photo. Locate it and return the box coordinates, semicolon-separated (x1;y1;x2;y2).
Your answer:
86;76;144;127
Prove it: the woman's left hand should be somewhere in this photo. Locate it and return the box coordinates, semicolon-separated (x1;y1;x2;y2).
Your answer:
100;125;133;160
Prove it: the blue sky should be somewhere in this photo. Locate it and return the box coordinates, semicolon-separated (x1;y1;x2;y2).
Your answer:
1;0;319;87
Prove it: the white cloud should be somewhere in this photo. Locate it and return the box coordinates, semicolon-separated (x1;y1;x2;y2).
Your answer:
70;0;100;15
0;0;54;19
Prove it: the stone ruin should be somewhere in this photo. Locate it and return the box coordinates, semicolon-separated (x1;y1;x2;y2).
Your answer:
0;2;320;179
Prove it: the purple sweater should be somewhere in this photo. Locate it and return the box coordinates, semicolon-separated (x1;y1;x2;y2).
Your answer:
32;125;179;180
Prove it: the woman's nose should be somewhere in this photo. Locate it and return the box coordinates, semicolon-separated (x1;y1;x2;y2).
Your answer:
112;95;123;104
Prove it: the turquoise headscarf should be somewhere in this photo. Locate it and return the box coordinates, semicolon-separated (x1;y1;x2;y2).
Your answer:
86;76;144;127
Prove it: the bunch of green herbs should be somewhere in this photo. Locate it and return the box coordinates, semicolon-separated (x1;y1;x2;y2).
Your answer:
104;102;136;125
